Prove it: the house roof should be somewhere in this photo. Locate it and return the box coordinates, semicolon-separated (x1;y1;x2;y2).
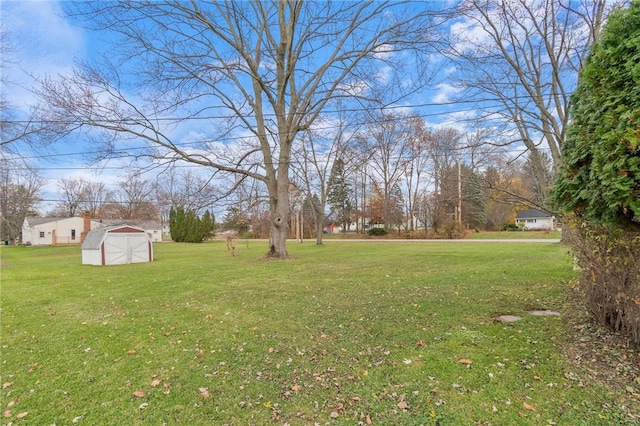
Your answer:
516;209;552;219
24;216;161;230
24;216;66;226
81;224;149;250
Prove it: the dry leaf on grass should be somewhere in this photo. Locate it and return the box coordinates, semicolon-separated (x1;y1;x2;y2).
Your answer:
133;390;145;398
523;402;536;412
199;387;210;398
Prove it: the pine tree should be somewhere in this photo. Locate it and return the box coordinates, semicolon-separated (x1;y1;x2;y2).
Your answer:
327;158;353;233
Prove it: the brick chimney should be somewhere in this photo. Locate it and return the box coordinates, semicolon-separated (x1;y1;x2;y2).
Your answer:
80;211;91;243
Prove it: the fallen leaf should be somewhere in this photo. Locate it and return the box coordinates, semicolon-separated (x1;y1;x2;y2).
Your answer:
199;387;210;398
291;384;301;392
398;400;409;410
523;402;536;412
329;411;339;418
6;401;15;408
458;358;472;365
17;412;28;419
133;390;145;398
72;415;83;423
150;379;161;387
416;340;426;346
366;414;372;424
139;402;149;410
127;349;137;355
3;410;10;418
2;382;13;389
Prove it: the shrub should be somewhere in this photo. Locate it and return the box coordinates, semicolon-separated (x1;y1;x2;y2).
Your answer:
571;220;640;345
367;227;387;236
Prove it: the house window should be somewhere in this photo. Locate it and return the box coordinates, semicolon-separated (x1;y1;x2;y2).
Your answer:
39;231;45;238
71;229;76;240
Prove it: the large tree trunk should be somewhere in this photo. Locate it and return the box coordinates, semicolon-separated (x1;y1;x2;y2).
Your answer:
266;168;291;258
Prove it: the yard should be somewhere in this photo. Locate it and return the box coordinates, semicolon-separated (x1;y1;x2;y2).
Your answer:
1;241;638;425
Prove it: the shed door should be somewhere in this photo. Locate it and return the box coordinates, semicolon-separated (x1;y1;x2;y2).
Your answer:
104;234;149;265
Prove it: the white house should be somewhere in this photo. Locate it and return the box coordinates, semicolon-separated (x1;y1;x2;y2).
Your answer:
515;209;556;231
22;216;89;246
22;213;163;246
81;225;154;265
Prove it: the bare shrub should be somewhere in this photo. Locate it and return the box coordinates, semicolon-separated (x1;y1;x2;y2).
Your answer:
572;221;640;346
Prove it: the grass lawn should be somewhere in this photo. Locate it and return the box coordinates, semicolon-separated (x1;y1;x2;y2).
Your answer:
1;241;638;425
465;230;562;240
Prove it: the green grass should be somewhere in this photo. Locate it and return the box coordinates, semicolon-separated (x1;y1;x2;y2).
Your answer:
0;241;636;425
465;230;562;239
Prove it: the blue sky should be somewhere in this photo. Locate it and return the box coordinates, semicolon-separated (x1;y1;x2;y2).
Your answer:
2;0;534;213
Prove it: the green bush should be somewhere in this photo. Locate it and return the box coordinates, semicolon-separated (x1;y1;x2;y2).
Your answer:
367;227;387;236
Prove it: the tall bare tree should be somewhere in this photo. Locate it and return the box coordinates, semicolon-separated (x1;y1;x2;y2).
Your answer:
34;1;443;257
0;159;43;243
155;167;221;230
447;0;612;205
108;173;157;220
360;111;414;229
54;177;90;217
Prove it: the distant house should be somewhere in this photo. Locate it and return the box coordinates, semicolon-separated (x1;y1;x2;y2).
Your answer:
22;216;90;246
82;224;154;265
515;209;556;231
22;213;163;246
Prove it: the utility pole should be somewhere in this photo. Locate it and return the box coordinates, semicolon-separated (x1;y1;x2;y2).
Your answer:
457;162;462;224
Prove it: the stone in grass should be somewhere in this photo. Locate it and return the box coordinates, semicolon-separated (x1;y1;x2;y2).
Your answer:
496;315;523;323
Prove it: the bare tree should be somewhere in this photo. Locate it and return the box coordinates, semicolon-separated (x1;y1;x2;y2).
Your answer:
361;111;414;230
402;117;432;232
83;180;111;218
155;167;221;229
54;177;90;217
427;127;463;232
34;1;444;257
108;173;157;220
447;0;612;205
0;158;43;243
293;105;362;244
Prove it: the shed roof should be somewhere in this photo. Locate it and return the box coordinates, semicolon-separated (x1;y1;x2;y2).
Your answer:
516;209;552;219
81;225;148;250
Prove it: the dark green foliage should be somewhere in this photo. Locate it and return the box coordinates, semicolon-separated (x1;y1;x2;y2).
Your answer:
553;2;640;229
367;227;387;236
328;157;353;233
169;207;216;243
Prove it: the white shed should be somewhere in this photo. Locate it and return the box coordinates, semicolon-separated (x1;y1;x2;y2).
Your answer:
81;225;154;266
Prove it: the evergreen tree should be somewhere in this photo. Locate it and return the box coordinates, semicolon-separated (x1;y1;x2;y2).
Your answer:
169;207;215;243
553;1;640;230
327;158;353;233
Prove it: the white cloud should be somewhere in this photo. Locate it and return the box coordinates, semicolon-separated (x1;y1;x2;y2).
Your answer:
2;1;85;108
431;83;461;104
